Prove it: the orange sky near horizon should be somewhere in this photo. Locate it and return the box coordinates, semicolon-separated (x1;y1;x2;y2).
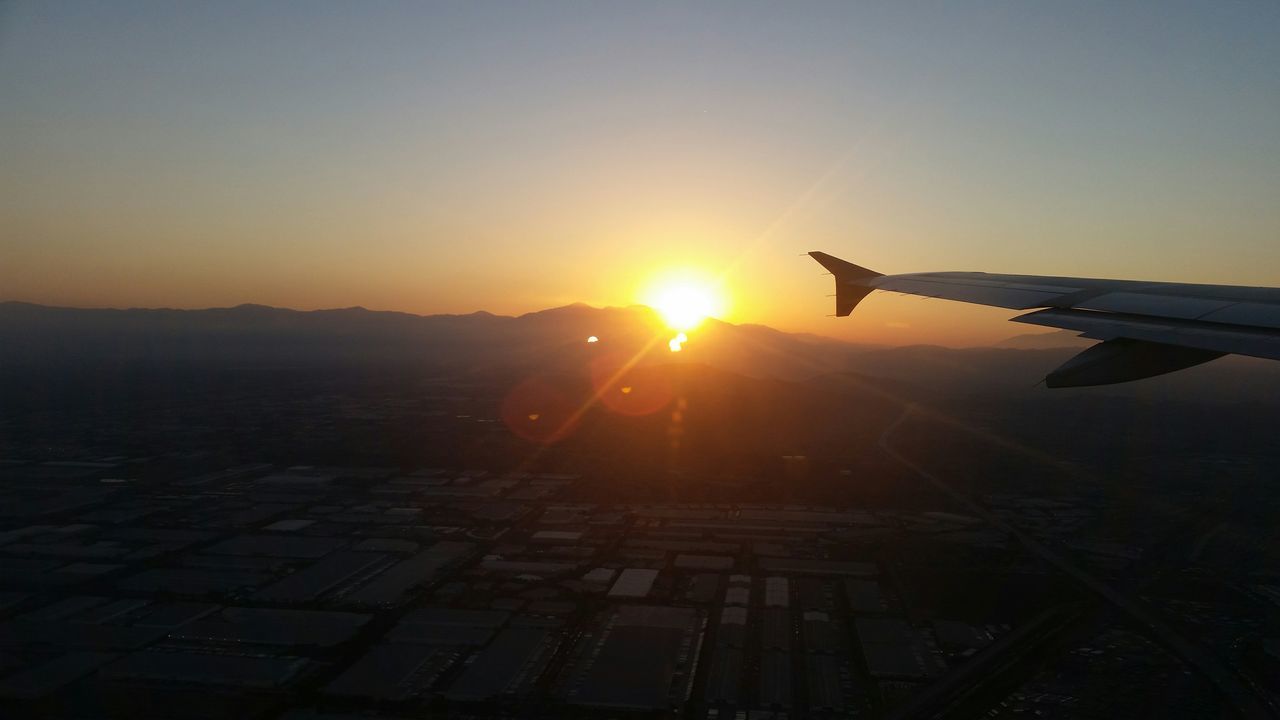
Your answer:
3;4;1278;347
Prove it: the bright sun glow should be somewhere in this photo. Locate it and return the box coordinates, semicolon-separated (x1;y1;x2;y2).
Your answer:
642;273;725;331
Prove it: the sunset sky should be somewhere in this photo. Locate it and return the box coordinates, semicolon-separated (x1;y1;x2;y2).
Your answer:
3;2;1278;345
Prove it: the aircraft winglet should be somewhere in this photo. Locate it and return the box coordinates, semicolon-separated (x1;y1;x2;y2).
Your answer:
808;251;881;316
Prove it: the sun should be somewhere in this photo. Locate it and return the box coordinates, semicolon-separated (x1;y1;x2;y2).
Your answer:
641;272;726;331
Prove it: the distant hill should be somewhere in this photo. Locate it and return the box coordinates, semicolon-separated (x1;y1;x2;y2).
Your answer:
4;300;1280;403
3;301;1280;491
0;301;875;381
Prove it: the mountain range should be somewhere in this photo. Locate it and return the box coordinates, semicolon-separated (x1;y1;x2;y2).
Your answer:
3;300;1280;403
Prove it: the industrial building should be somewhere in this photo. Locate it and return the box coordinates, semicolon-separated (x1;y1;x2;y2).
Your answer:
758;650;792;708
607;568;659;599
855;617;934;680
764;576;790;607
566;605;703;711
444;620;560;701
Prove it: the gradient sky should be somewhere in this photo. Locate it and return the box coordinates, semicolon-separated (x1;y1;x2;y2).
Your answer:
3;2;1278;345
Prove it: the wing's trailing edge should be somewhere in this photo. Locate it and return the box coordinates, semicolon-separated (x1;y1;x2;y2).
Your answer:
809;250;1280;387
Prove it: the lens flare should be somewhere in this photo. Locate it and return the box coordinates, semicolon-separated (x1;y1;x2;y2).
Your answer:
589;352;674;416
501;377;581;444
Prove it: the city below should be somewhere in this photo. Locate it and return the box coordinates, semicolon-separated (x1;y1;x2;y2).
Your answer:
1;304;1278;719
1;379;1276;719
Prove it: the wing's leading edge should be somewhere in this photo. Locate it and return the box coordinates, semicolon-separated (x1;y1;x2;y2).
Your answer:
810;251;1280;387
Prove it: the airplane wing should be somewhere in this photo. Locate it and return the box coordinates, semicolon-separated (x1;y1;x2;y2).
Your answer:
809;251;1280;387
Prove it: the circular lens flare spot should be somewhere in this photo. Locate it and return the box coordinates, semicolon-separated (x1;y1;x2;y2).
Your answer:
501;377;580;444
589;353;674;417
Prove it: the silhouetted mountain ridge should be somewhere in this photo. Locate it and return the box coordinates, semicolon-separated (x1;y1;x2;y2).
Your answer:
4;301;1280;401
0;301;870;379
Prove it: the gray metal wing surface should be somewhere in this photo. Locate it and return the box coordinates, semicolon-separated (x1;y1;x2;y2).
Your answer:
809;251;1280;387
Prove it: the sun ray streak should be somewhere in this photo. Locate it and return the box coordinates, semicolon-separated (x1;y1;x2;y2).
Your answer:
552;331;667;439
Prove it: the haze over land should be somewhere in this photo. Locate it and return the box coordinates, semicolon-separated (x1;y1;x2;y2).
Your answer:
6;300;1280;455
